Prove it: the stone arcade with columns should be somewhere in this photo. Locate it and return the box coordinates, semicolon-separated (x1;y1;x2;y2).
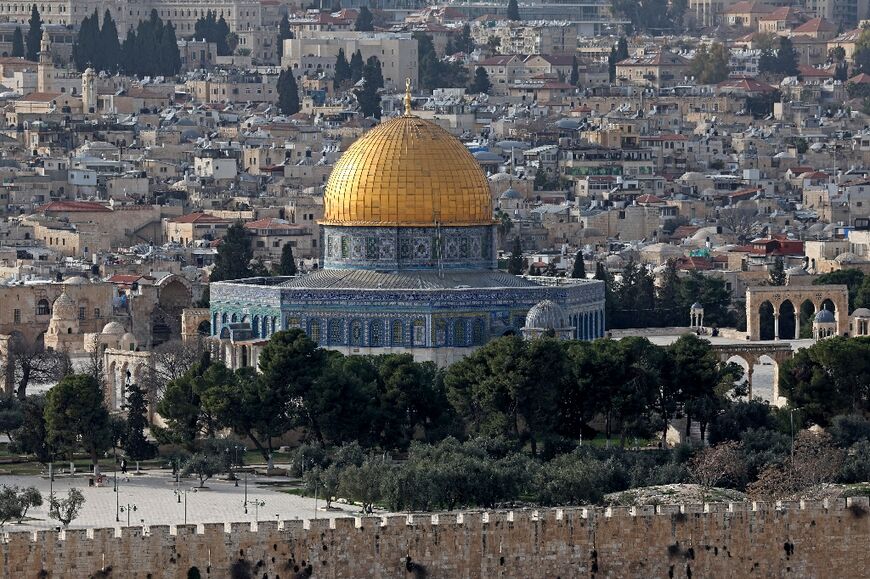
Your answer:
745;285;849;341
210;100;605;368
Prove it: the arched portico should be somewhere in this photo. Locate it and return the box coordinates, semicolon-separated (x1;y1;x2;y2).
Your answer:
712;342;793;406
746;285;848;341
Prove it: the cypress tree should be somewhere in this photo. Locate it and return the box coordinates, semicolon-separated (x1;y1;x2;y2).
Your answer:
354;57;382;119
334;48;350;89
276;243;298;276
122;383;157;464
99;9;121;72
571;251;586;279
216;15;231;55
349;49;364;82
277;68;300;115
25;5;42;62
508;238;523;275
354;6;374;32
570;56;579;86
11;27;24;58
507;0;520;21
211;222;255;281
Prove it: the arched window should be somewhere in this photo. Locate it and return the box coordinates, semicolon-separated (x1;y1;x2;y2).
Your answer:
36;299;50;316
472;319;485;345
309;319;321;343
350;320;363;346
435;320;447;346
231;313;238;323
454;319;467;346
328;319;343;345
391;320;403;346
412;320;425;346
370;320;383;347
252;315;260;338
262;316;268;337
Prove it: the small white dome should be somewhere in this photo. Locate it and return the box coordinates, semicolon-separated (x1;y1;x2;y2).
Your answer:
852;308;870;318
101;321;125;335
51;292;77;320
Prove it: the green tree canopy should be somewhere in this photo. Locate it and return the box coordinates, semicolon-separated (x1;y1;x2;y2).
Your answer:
277;68;301;115
210;221;256;282
11;27;24;58
44;374;112;476
354;6;374;31
468;66;491;94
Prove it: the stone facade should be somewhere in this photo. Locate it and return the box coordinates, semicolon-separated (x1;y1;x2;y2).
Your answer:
1;499;868;578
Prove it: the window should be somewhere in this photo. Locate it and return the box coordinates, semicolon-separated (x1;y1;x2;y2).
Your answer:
13;309;20;324
391;320;403;346
37;299;50;316
412;320;425;346
79;307;86;320
94;308;100;319
454;320;466;346
328;319;343;345
350;320;363;346
370;321;382;346
309;320;321;343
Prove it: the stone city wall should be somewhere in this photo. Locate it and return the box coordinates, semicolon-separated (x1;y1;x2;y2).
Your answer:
1;498;869;578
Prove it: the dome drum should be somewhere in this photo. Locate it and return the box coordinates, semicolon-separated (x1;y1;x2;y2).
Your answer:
321;225;496;271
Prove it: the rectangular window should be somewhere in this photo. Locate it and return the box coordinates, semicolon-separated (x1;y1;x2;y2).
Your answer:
79;307;86;320
94;308;101;319
13;309;20;324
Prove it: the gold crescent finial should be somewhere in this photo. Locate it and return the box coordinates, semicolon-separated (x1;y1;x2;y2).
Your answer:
404;77;412;116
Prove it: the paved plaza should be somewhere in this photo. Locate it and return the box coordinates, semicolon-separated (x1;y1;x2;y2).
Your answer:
0;469;363;531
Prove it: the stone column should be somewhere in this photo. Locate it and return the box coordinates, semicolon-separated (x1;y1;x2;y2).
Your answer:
746;365;754;399
794;312;801;340
774;313;780;341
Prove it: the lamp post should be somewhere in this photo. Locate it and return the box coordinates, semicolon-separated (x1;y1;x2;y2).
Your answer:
119;503;138;527
174;488;190;525
250;499;265;523
243;472;248;514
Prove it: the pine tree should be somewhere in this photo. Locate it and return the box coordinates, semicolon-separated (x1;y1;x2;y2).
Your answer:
776;37;799;77
25;5;42;63
615;36;629;60
334;48;350;89
122;382;156;464
594;261;607;280
570;56;579;86
507;0;520;21
11;27;24;58
276;243;298;276
354;6;374;32
277;14;292;58
571;251;586;279
349;49;364;82
508;238;523;275
277;68;300;115
769;256;786;286
468;66;491;94
211;222;255;281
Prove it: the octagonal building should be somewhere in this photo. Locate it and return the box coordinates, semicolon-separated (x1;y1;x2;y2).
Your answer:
210;104;605;368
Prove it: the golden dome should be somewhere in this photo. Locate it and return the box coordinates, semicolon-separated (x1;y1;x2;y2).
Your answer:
322;115;494;227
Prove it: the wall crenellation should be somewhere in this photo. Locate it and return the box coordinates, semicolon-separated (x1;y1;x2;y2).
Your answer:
0;498;867;578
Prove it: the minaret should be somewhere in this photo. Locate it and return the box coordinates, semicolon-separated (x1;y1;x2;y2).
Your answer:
82;67;96;113
37;34;53;93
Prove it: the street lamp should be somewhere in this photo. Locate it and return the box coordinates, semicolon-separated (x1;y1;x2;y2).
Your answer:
174;488;193;525
250;499;265;523
119;503;138;527
243;472;248;513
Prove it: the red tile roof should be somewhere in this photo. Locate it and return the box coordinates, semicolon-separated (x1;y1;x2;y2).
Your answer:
168;212;232;224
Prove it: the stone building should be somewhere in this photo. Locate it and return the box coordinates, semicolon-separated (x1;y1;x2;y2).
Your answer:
210;95;605;369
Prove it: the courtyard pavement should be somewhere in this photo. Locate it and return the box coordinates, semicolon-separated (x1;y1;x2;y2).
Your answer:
0;468;363;531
